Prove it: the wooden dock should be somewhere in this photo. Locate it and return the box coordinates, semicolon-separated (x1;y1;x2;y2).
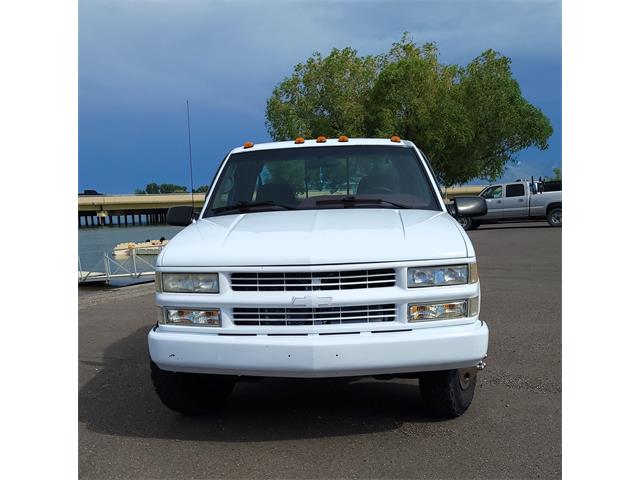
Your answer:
78;271;155;284
78;252;156;284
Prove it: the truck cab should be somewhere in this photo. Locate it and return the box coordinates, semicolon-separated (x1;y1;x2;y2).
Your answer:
148;137;488;418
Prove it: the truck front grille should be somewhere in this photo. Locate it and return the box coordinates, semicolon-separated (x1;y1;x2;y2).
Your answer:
230;269;395;292
233;303;396;326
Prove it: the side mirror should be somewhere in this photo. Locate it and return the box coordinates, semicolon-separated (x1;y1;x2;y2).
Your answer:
167;206;195;226
451;196;487;218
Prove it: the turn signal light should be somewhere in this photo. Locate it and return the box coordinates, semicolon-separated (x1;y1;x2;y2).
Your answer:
159;308;221;327
294;137;305;144
316;136;327;143
408;301;468;322
390;135;401;143
243;141;254;149
338;135;349;142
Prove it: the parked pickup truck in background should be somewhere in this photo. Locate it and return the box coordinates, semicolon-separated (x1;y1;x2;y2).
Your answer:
457;180;562;230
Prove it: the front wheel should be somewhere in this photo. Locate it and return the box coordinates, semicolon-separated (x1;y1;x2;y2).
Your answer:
419;369;477;418
150;361;235;415
547;207;562;227
457;216;478;231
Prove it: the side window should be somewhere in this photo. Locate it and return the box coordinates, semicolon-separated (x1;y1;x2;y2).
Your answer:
481;186;503;199
505;183;525;197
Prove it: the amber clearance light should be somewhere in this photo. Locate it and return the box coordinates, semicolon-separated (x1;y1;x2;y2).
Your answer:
390;135;401;143
316;136;327;143
338;135;349;142
294;137;305;144
243;141;254;149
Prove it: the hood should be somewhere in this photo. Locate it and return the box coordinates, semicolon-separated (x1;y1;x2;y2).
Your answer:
158;209;471;267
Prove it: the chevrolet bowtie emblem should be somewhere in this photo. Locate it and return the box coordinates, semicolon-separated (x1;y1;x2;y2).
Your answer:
292;295;333;308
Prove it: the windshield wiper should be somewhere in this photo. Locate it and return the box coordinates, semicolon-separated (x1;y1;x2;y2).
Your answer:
315;196;412;209
211;201;298;215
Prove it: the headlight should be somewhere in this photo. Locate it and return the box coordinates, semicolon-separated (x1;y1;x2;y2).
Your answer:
158;308;221;327
407;264;477;287
408;300;468;322
160;273;219;293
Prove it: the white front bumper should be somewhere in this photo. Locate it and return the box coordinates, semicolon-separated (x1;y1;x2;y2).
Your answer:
148;320;488;378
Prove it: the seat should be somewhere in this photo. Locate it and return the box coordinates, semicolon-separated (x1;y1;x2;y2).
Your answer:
357;174;396;195
255;182;296;204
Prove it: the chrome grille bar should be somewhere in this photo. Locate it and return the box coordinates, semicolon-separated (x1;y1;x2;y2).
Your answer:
233;304;397;326
230;269;396;291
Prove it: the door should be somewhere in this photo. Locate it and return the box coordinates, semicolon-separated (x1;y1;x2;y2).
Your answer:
502;183;528;219
479;185;504;219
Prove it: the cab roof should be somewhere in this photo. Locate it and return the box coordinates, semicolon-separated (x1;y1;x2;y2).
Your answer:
230;138;414;154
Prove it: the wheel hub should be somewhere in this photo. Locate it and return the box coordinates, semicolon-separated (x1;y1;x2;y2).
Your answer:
458;369;475;390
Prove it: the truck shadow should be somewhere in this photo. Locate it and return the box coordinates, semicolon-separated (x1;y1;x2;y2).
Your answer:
79;326;443;442
472;222;552;231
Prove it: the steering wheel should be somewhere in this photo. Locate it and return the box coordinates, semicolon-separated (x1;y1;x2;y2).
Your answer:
365;186;393;195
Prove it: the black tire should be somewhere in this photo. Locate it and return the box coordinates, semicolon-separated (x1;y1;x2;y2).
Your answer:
419;369;477;418
457;217;478;231
547;207;562;227
150;361;235;415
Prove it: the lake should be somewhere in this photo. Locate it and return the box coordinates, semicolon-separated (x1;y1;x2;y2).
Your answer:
78;223;185;287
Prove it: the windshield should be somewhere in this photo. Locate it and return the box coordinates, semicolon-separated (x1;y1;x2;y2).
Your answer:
203;145;440;217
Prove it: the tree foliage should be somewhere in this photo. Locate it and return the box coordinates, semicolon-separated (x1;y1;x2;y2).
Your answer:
266;47;379;140
135;183;188;194
265;34;553;186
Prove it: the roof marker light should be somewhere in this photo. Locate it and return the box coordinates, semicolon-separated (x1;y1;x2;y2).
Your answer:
338;135;349;142
294;137;305;144
390;135;401;143
243;141;254;149
316;136;327;143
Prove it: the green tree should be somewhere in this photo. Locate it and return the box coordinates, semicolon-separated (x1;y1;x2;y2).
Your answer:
159;183;187;193
135;182;160;194
135;182;188;194
266;34;553;186
266;47;379;140
552;167;561;180
193;185;209;193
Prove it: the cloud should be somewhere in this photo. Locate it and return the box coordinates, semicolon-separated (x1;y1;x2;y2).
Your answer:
79;0;561;192
80;0;561;108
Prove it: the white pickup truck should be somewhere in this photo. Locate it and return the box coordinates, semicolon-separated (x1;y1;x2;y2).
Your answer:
148;137;489;418
457;180;562;230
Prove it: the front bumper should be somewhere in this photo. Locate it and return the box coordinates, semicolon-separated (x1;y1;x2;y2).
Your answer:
148;320;488;378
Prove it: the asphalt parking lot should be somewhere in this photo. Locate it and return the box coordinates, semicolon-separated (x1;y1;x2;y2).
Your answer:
79;221;561;479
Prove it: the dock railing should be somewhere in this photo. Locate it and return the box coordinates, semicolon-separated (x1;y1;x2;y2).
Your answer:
78;251;156;284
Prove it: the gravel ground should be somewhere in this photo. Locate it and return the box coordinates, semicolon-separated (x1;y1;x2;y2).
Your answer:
79;221;561;479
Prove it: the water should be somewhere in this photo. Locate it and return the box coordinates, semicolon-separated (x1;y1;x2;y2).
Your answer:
78;224;184;287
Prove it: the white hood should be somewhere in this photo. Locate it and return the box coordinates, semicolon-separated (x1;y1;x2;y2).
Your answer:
158;209;472;267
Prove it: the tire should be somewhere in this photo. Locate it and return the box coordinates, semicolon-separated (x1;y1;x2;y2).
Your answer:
419;369;477;418
150;361;235;415
457;217;478;231
547;207;562;227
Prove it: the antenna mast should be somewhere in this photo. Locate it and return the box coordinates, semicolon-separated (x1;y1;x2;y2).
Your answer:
186;100;195;210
